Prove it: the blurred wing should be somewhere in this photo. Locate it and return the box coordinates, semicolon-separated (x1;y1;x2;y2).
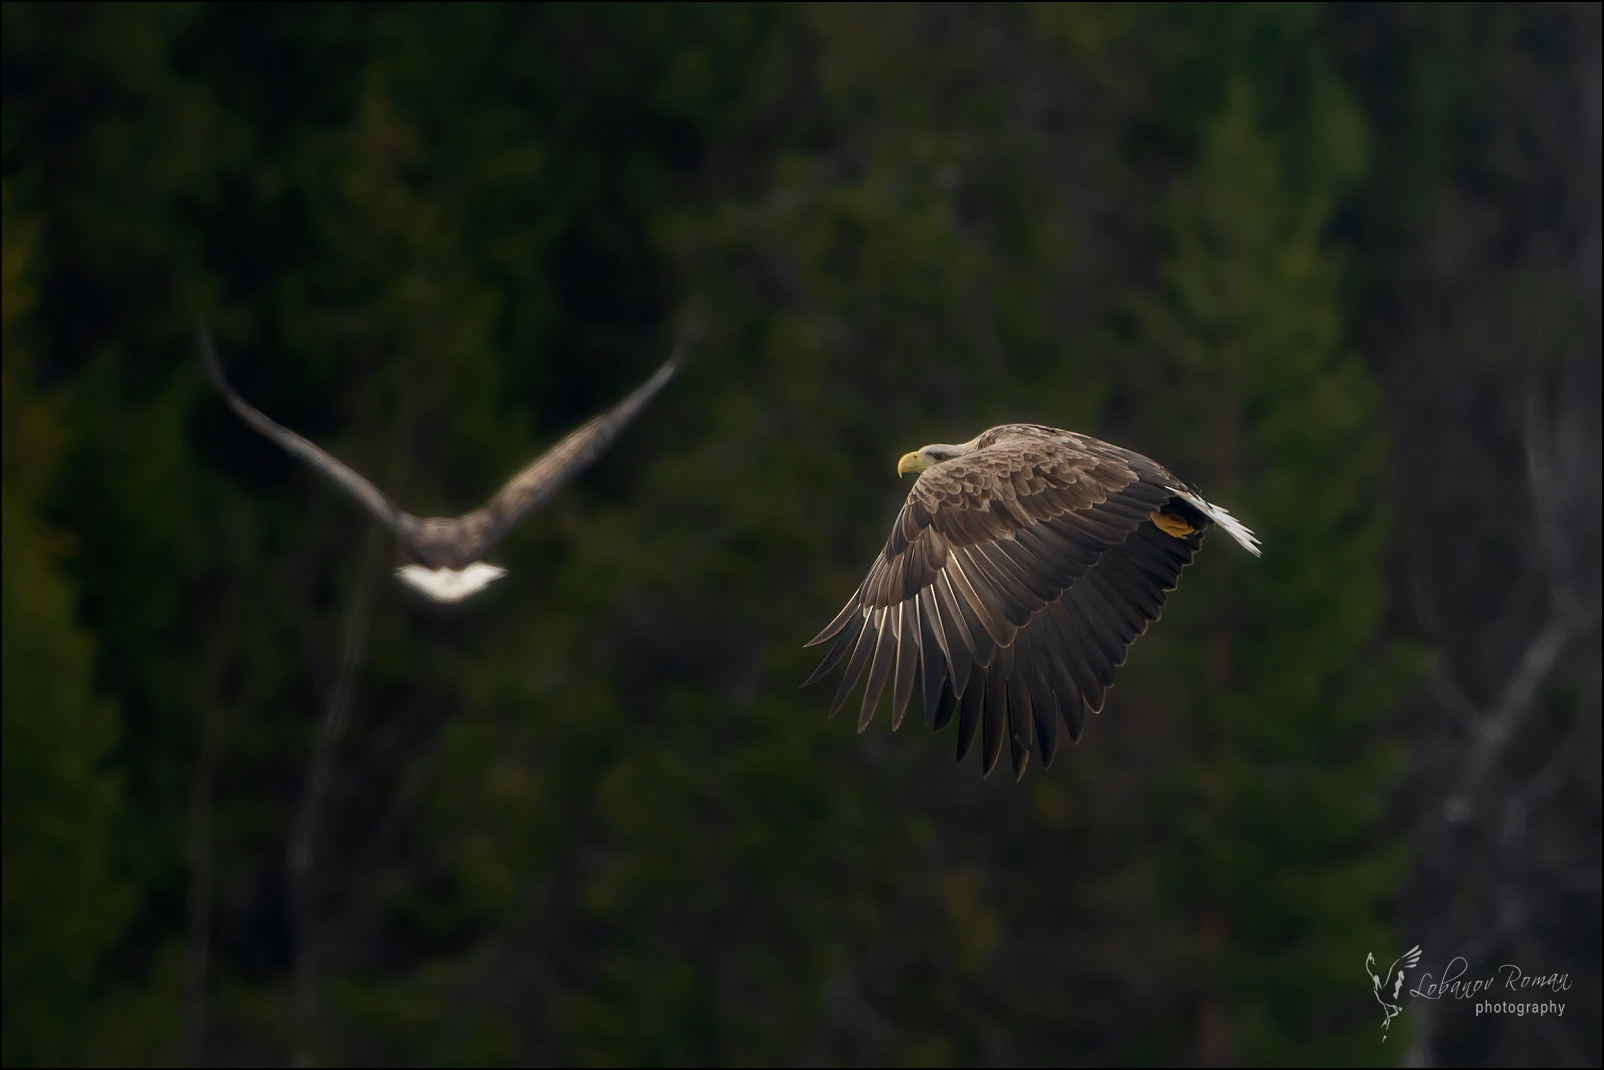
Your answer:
806;433;1209;780
199;323;415;540
460;344;681;550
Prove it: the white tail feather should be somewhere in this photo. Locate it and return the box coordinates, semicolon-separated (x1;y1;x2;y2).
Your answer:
1169;487;1262;557
395;562;509;602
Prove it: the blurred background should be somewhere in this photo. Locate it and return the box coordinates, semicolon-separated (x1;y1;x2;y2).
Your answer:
2;4;1598;1066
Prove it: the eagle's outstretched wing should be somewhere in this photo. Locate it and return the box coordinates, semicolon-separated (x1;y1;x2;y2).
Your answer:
199;324;414;540
806;426;1256;780
456;341;684;555
201;322;685;572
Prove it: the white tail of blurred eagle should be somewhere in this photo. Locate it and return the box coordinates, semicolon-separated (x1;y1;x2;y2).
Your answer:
805;424;1260;779
200;324;680;602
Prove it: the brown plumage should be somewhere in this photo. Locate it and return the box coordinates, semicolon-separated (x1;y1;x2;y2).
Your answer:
200;323;683;601
805;423;1260;779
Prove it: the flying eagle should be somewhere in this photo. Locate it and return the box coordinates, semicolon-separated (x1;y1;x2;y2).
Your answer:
805;424;1260;779
200;324;680;602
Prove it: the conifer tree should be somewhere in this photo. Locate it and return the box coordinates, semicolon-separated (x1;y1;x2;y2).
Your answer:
1;183;132;1067
1127;52;1413;1066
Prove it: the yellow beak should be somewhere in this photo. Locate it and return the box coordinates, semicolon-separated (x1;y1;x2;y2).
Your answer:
897;451;930;477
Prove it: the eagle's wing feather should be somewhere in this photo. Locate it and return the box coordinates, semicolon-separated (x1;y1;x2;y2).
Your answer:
460;349;680;554
199;324;419;545
203;322;688;584
809;427;1228;778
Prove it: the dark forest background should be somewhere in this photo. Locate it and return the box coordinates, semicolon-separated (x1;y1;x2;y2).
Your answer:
2;4;1598;1066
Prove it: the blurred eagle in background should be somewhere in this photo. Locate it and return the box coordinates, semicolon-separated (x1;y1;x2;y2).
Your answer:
806;424;1260;779
200;324;680;602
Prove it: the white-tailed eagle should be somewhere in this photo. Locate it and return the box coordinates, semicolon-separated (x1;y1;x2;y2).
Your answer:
200;324;680;602
805;424;1260;779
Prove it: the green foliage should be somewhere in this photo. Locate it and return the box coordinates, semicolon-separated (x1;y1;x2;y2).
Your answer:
1;182;132;1067
0;4;1475;1066
1130;74;1414;1063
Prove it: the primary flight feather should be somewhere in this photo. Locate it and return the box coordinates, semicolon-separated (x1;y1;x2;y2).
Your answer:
200;323;681;602
805;423;1260;779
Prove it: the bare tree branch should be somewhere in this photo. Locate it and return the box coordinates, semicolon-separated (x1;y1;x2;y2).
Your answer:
1440;613;1573;823
182;590;236;1067
288;524;385;1066
1437;390;1593;824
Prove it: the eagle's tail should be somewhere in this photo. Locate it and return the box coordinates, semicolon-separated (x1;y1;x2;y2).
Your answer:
1171;487;1262;557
